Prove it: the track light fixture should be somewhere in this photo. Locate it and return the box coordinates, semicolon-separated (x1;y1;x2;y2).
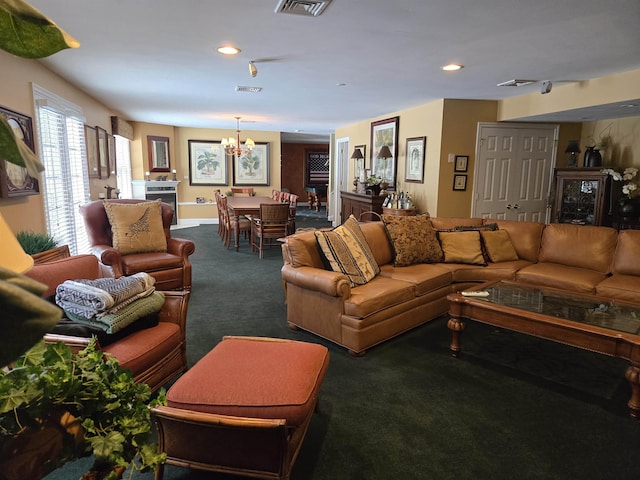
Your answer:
249;61;257;78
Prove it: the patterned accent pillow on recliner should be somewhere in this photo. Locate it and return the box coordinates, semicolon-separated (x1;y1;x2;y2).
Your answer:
381;214;443;266
104;199;167;255
315;215;380;286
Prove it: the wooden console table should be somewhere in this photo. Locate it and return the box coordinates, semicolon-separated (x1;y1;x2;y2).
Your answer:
382;207;417;217
340;191;385;222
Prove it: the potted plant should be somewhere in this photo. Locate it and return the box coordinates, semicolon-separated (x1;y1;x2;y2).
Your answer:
0;339;166;480
16;231;58;255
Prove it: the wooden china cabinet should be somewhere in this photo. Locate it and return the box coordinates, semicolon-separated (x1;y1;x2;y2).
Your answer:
551;168;612;226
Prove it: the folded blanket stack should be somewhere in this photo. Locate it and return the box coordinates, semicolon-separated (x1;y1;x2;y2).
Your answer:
55;273;163;334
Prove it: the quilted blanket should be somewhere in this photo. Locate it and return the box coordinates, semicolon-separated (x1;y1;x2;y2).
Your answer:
55;272;155;319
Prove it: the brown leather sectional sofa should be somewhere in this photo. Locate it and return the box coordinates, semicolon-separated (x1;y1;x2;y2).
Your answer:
281;217;640;355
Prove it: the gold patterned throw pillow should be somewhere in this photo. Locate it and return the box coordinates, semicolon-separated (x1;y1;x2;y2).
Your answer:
315;215;380;286
104;199;167;255
381;214;443;266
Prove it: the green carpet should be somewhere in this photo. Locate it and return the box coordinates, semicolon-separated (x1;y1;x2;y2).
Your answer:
46;219;640;480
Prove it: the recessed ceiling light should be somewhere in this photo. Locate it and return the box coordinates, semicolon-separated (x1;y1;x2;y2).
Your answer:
441;64;463;72
217;45;241;55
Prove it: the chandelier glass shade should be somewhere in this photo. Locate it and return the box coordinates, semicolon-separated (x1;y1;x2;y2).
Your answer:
222;117;255;157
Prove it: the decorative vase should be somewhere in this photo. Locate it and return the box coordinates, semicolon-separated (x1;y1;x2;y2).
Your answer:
583;146;602;167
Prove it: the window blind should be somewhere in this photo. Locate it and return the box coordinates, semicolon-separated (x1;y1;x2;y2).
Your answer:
115;135;133;199
33;84;90;255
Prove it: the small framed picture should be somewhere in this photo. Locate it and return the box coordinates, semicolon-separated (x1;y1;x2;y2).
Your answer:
453;155;469;172
454;155;468;172
405;136;425;183
453;174;467;191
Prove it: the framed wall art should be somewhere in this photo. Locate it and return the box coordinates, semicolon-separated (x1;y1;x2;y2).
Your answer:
305;149;330;187
233;142;270;186
85;125;100;178
97;126;109;178
188;140;228;186
147;135;170;172
454;155;469;172
107;133;117;177
453;174;467;191
0;105;39;198
405;136;426;183
370;116;399;189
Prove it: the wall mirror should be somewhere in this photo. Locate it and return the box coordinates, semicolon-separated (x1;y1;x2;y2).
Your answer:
147;135;170;172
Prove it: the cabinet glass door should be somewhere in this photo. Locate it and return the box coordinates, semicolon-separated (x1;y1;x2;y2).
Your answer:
559;179;599;225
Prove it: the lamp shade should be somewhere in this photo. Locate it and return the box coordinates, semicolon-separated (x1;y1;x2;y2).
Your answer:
565;140;581;153
0;213;34;273
377;145;393;159
350;148;364;160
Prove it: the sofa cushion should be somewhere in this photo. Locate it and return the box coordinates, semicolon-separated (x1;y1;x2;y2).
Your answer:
315;215;380;286
343;276;416;318
378;263;451;296
611;229;640;276
480;230;519;263
490;219;544;262
166;337;329;427
437;231;486;265
103;321;182;374
381;214;443;266
360;222;394;266
596;274;640;303
515;263;607;294
104;199;167;255
538;223;617;275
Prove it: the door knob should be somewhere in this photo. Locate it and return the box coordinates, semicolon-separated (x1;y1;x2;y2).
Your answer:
506;204;512;210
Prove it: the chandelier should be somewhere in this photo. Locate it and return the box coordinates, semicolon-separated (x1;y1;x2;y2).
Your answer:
221;116;255;158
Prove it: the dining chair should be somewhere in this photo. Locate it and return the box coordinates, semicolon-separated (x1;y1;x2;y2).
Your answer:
280;192;290;203
231;187;254;196
271;189;281;201
287;193;299;235
218;194;251;249
214;189;224;240
251;203;290;259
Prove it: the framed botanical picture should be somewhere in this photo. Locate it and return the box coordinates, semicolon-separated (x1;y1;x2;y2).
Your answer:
97;126;109;178
233;142;270;186
188;140;228;186
85;125;100;178
0;105;39;198
405;136;426;183
454;155;469;172
453;174;467;191
370;116;399;189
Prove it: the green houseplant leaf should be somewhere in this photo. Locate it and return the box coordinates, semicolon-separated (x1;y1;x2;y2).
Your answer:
0;0;79;58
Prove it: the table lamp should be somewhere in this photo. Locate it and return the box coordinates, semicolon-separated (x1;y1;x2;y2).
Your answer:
350;148;364;191
377;145;393;195
564;140;581;168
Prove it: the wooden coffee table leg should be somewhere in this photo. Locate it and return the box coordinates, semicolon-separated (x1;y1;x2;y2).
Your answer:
447;316;466;357
625;364;640;418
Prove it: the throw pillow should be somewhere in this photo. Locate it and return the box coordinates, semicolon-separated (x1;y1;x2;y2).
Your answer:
438;230;486;265
381;214;443;266
480;230;519;262
315;215;380;286
104;199;167;255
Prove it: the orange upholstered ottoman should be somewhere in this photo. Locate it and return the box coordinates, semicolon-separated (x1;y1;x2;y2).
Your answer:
152;336;329;480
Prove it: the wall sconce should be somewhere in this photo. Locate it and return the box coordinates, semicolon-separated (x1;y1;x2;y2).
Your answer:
564;140;581;167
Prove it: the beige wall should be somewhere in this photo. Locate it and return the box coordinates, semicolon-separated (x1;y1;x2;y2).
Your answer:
579;117;640;169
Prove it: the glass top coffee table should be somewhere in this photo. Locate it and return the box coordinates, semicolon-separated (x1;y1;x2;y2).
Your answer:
447;281;640;418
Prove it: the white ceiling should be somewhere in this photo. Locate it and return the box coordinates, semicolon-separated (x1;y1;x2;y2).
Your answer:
29;0;640;141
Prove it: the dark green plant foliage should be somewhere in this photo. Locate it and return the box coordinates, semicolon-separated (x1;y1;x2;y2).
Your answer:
16;230;58;254
0;340;166;476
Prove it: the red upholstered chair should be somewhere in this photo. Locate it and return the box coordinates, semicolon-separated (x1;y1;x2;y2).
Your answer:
79;199;195;290
26;254;190;392
151;336;329;480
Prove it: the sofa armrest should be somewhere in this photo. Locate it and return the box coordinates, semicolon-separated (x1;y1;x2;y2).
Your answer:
158;290;190;333
281;264;351;299
26;254;101;298
91;244;125;277
167;237;196;258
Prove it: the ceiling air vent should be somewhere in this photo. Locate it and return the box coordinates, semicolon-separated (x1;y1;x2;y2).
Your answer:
235;86;263;93
274;0;332;17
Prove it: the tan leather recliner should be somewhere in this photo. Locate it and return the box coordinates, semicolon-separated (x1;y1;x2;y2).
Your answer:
79;199;195;290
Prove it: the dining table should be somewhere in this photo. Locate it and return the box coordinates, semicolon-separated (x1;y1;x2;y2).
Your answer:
226;196;281;251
